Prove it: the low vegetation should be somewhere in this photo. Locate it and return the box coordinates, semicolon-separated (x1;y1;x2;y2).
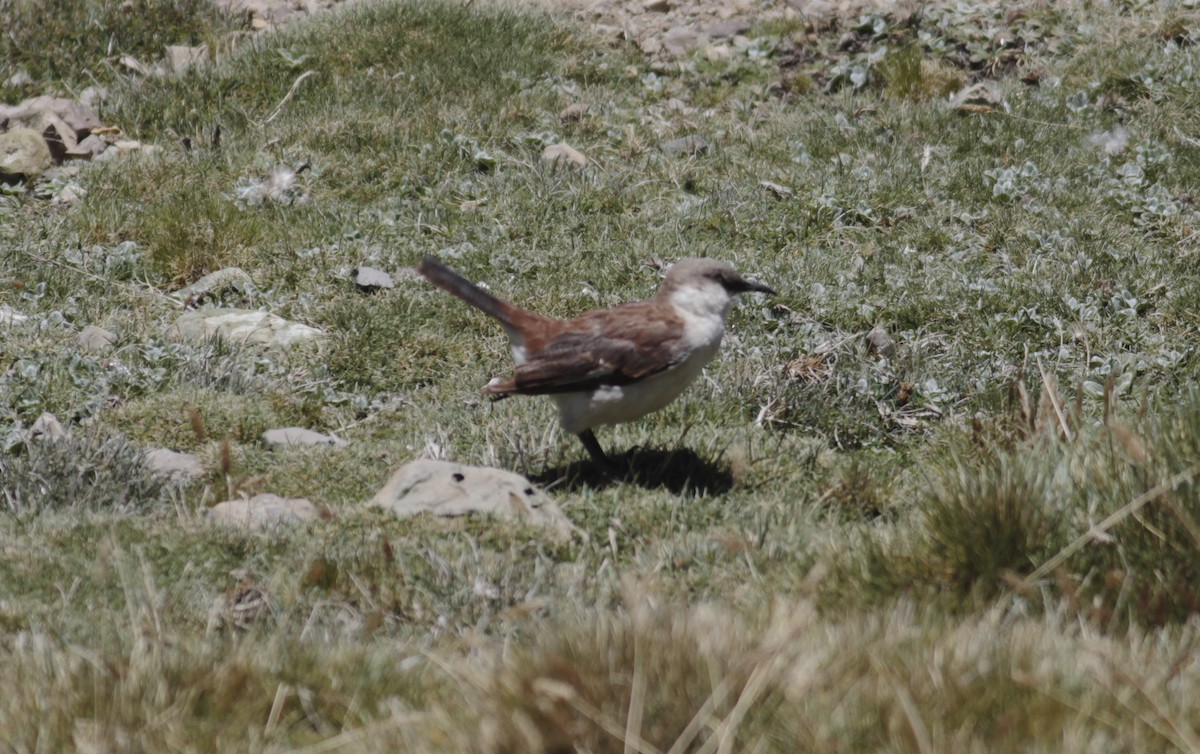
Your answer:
2;0;1200;750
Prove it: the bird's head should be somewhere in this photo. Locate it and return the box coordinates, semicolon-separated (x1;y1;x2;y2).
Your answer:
657;258;775;317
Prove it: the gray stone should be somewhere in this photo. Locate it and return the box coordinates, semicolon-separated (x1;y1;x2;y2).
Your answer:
144;448;206;482
352;266;394;292
171;267;255;303
661;134;709;156
641;37;663;55
541;142;588;169
0;305;30;325
207;494;320;529
0;96;101;139
79;86;109;111
70;134;110;159
760;180;793;199
642;0;671;11
166;308;324;349
865;325;896;357
558;103;590;123
0;128;53;180
77;325;117;352
370;459;577;539
262;427;347;448
663;26;707;56
950;82;1004;111
29;413;68;442
707;20;751;38
164;44;210;73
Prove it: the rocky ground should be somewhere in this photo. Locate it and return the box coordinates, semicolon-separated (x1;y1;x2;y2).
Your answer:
219;0;894;46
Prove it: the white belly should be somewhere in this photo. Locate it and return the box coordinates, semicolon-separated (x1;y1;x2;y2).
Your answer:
552;339;720;434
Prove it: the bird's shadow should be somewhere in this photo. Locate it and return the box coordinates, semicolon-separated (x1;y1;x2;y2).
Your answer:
533;446;734;495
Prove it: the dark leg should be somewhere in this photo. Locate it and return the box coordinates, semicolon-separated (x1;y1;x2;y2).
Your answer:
577;429;613;469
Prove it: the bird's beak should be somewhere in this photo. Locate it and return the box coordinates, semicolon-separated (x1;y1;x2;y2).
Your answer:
742;278;776;296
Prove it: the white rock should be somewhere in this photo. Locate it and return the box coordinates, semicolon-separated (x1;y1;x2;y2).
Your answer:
663;26;707;56
558;103;590;123
164;44;210;73
661;134;709;156
167;308;323;349
0;128;53;179
144;448;206;482
77;325;118;352
29;413;68;442
0;305;30;325
541;142;588;169
370;459;577;539
262;427;347;447
352;266;395;291
207;494;321;529
171;267;255;303
866;325;896;357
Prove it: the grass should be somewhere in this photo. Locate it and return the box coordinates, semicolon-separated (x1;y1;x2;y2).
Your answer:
3;0;1200;750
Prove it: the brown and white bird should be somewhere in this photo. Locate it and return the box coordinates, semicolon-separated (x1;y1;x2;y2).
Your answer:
417;256;775;467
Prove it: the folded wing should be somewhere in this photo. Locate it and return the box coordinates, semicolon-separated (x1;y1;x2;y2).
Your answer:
484;302;688;396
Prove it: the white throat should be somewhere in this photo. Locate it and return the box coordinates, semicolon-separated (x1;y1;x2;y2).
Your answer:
668;282;732;352
669;282;734;323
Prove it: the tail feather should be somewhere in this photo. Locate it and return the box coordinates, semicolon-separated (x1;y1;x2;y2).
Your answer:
417;256;515;327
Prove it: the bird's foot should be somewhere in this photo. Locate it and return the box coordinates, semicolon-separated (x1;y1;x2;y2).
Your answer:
577;429;622;479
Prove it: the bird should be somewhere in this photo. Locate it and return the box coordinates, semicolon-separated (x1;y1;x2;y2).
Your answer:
416;255;775;469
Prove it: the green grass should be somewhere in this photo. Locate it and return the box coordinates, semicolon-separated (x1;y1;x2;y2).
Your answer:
3;0;1200;750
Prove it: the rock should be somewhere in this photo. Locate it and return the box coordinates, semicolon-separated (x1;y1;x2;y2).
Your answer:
77;325;117;352
661;134;709;156
352;266;394;292
171;267;255;303
79;86;109;111
0;305;30;325
760;180;793;199
865;325;896;357
705;43;733;62
40;113;78;162
167;308;324;349
707;20;751;38
558;103;590;123
0;128;53;180
119;55;153;76
29;413;68;442
68;134;109;159
6;71;32;88
53;183;87;204
164;44;210;73
663;26;707;56
207;494;321;529
541;142;588;169
950;82;1003;112
144;448;206;482
262;427;347;448
370;459;577;539
642;0;670;11
641;37;663;55
0;96;102;140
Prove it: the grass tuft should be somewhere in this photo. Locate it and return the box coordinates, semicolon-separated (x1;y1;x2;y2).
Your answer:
0;431;164;512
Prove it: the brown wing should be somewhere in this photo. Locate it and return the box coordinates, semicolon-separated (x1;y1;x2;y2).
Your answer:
485;302;688;397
